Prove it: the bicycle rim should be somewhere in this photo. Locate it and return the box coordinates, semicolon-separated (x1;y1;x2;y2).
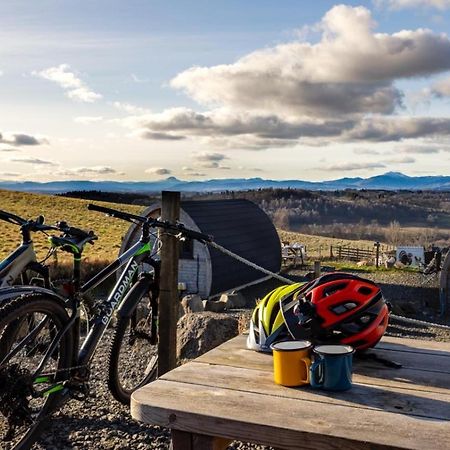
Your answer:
0;296;72;450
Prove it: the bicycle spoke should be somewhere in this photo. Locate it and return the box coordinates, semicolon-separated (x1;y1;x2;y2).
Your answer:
0;297;72;449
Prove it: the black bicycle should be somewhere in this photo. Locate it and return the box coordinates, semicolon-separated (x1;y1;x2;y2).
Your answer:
0;203;211;449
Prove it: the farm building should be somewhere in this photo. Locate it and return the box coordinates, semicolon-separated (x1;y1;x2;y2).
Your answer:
120;199;282;298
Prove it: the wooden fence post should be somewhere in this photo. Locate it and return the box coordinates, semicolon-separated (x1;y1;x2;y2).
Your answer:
374;241;380;268
314;261;321;279
158;191;180;376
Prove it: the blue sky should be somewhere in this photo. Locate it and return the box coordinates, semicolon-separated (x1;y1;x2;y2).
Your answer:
1;0;450;181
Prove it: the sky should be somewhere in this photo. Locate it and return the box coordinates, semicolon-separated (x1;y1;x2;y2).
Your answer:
1;0;450;182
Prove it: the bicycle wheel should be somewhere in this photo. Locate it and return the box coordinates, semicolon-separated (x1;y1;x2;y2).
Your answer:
0;294;73;450
107;290;158;405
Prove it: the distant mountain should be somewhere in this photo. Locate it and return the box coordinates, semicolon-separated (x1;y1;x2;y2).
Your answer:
0;172;449;193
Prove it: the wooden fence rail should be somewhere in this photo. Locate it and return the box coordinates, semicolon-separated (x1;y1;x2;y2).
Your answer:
330;245;374;261
330;244;395;262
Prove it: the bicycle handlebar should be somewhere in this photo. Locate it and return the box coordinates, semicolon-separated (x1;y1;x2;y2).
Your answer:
0;209;28;226
88;203;213;243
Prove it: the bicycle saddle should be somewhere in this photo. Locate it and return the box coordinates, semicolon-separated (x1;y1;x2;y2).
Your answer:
50;229;97;255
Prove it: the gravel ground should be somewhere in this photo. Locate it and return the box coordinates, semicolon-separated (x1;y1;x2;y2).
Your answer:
31;329;271;450
18;268;450;449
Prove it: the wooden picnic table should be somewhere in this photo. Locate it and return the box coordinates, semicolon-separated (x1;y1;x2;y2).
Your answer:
131;334;450;450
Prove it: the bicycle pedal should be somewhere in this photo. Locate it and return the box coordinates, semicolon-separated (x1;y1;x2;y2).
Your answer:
67;381;90;401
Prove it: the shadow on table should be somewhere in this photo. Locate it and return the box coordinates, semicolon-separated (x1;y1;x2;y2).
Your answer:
352;340;450;392
304;381;450;421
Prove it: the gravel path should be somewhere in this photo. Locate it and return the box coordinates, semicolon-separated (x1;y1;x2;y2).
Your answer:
32;329;271;450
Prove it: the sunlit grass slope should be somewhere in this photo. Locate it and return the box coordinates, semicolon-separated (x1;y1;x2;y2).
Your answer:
0;190;144;261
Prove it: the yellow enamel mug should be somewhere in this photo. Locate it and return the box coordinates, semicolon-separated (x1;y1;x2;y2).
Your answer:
271;341;312;387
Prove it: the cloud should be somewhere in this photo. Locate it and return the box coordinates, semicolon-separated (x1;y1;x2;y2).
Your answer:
0;146;18;152
57;166;121;176
345;116;450;141
119;6;450;150
0;172;20;178
171;5;450;119
194;152;228;162
384;155;416;163
145;167;172;176
429;76;450;97
124;107;353;145
130;74;150;83
191;151;231;169
353;148;381;155
326;162;386;171
72;166;117;175
182;167;206;176
0;132;47;146
0;70;3;77
397;144;441;153
375;0;450;10
112;101;151;114
134;130;186;140
10;157;57;166
74;116;103;124
33;64;102;103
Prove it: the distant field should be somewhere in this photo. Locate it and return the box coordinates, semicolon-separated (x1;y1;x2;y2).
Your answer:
0;190;144;261
278;229;388;258
0;190;401;268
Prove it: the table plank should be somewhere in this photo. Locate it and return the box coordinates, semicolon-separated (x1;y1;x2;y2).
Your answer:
378;336;450;354
161;362;450;420
132;379;450;450
196;335;450;375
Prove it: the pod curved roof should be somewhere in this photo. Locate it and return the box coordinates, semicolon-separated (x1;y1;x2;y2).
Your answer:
182;199;281;296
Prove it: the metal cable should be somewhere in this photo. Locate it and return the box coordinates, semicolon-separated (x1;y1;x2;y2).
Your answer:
205;240;450;331
390;314;450;330
206;241;294;285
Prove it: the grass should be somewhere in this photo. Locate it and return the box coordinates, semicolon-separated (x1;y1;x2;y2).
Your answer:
0;189;144;262
0;190;407;278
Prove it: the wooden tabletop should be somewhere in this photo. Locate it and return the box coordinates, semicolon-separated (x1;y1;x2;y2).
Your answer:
131;335;450;450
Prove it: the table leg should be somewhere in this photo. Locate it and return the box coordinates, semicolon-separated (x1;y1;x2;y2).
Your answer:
171;430;231;450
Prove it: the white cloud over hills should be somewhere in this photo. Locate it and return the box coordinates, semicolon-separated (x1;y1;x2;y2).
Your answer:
33;64;102;103
123;5;450;151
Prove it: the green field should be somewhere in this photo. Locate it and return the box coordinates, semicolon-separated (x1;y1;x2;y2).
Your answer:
0;190;144;262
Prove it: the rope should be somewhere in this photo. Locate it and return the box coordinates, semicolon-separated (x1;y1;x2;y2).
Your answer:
390;314;450;330
205;241;450;331
206;241;294;285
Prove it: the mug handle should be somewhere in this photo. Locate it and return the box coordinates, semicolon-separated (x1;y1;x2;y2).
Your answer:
310;359;324;388
300;357;311;383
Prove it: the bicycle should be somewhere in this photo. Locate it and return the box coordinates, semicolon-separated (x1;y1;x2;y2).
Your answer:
0;210;55;291
0;203;212;449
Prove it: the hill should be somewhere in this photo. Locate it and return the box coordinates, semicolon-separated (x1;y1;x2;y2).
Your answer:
0;172;450;193
0;190;143;261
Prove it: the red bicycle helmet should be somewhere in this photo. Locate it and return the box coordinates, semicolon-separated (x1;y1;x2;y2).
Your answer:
281;273;389;351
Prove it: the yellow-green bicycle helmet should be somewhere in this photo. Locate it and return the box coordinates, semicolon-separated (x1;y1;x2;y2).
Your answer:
247;282;305;352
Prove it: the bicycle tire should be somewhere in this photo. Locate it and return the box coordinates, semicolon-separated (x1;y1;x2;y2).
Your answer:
107;291;158;405
0;294;73;450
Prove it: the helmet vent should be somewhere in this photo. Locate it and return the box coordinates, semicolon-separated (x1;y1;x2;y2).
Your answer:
323;282;347;297
270;302;281;332
358;286;373;295
331;302;358;315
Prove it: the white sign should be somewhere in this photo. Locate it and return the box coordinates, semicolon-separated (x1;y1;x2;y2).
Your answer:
396;246;425;268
